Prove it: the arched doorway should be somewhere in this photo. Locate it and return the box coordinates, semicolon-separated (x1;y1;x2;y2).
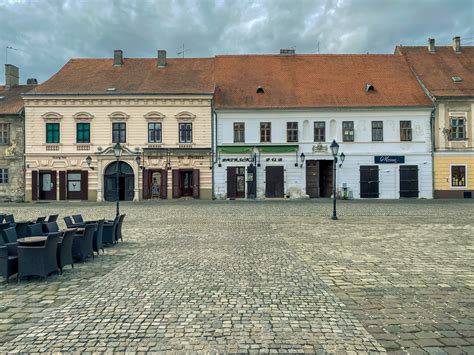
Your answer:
104;161;135;201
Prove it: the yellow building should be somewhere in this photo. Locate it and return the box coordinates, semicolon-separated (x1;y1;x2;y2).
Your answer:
23;50;214;201
397;37;474;198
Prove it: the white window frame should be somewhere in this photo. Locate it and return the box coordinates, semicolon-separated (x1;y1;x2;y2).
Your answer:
448;112;468;141
450;164;468;188
0;168;8;184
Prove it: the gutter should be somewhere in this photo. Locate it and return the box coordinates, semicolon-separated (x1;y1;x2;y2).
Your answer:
211;102;217;200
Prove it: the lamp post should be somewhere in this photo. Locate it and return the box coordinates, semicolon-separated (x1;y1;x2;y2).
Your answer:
113;142;123;217
330;140;342;220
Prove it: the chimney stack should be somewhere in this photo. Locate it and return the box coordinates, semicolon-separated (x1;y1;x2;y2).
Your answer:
453;36;461;53
157;50;166;67
27;78;38;85
5;64;19;89
428;38;435;53
114;50;123;66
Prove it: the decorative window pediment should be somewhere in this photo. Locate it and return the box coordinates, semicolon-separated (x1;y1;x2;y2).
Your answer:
108;111;129;120
41;112;63;120
144;111;165;120
175;111;196;121
73;112;94;121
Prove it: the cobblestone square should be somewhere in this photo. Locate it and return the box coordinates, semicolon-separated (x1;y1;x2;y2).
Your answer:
0;200;473;353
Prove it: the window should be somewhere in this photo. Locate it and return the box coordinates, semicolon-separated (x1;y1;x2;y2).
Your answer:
233;122;245;143
260;122;271;143
449;116;466;140
0;123;9;144
46;123;60;143
76;123;90;143
451;165;466;187
314;122;325;142
179;123;192;143
148;122;162;143
342;121;354;142
112;122;126;143
400;121;412;141
287;122;298;142
67;173;81;192
372;121;383;141
0;169;8;184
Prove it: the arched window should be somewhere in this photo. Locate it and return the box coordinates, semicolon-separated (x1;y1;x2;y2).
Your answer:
104;161;134;175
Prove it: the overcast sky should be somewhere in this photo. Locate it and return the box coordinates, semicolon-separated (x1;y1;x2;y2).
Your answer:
0;0;473;84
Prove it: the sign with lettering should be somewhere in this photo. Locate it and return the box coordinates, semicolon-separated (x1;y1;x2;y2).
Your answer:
312;144;328;153
374;156;405;164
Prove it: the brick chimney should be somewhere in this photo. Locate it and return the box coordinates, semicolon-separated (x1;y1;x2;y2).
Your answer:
157;50;166;67
452;36;461;53
114;50;123;66
5;64;19;89
428;38;435;53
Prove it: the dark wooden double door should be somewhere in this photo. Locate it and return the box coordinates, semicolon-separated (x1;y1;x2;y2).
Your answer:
227;167;246;199
306;160;333;198
143;169;167;199
265;166;284;198
172;169;200;198
360;166;379;198
399;165;419;198
32;170;88;201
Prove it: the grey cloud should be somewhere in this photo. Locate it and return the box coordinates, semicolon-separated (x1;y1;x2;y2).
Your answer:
0;0;472;84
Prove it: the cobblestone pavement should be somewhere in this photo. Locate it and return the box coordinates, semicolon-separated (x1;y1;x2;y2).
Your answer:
0;200;473;353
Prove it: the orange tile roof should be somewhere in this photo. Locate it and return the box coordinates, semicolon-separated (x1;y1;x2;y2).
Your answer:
396;46;474;98
32;58;215;95
213;54;432;109
0;85;36;115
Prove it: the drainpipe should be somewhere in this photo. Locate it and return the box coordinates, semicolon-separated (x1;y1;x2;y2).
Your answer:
430;105;436;199
19;108;26;202
211;102;216;200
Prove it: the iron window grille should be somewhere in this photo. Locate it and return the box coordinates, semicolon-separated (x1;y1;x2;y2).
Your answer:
451;165;466;187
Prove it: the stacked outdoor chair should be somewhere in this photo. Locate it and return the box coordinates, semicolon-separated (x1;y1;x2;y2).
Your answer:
93;220;105;255
18;234;60;281
0;227;18;282
35;217;46;224
57;228;76;273
115;214;126;243
102;215;120;245
64;216;85;228
43;221;61;235
72;223;96;262
46;214;59;223
27;223;61;237
4;214;15;225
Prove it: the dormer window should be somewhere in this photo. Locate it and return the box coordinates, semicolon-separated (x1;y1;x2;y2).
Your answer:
452;76;463;83
107;87;117;92
365;84;375;92
256;86;265;94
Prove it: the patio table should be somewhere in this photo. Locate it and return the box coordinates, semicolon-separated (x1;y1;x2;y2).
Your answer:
17;236;48;246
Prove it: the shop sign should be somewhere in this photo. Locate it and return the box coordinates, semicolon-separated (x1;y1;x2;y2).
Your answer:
222;157;254;162
374;156;405;164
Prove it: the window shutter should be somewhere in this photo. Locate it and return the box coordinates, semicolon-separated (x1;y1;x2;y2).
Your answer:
227;167;237;199
59;171;67;200
192;169;200;198
51;171;58;200
142;169;150;199
31;171;38;201
161;170;168;199
81;171;88;200
172;170;180;198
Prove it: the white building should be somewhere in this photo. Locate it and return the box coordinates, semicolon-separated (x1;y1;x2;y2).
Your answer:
212;54;434;199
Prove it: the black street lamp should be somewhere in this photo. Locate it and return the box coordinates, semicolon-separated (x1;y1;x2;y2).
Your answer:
113;142;123;217
330;139;344;220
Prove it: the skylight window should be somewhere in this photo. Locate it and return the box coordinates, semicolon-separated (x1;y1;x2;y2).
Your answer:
365;83;375;92
0;96;5;100
452;76;463;83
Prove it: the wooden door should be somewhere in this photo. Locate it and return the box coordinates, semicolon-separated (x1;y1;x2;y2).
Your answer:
320;160;334;198
246;165;256;199
31;171;38;201
400;165;419;198
143;169;151;199
59;171;67;200
360;166;379;198
227;167;237;199
161;170;168;199
265;166;284;198
172;169;181;198
39;171;56;200
306;160;320;198
192;169;200;198
236;167;246;198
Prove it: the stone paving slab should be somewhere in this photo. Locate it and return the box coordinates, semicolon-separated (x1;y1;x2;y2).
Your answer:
0;199;473;353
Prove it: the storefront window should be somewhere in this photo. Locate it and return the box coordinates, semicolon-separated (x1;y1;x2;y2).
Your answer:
68;173;81;192
451;165;466;187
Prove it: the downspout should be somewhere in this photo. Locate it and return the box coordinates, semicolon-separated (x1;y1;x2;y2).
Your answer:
211;101;216;200
430;104;436;199
19;108;26;202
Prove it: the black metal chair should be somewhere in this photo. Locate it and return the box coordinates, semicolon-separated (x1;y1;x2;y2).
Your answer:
103;216;120;245
57;229;76;273
72;224;96;262
93;220;105;255
1;227;18;256
46;214;59;223
64;216;84;228
18;234;60;281
0;239;18;283
115;214;126;243
43;221;61;234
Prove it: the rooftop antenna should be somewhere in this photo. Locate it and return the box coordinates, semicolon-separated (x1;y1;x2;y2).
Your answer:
177;44;188;58
5;46;18;65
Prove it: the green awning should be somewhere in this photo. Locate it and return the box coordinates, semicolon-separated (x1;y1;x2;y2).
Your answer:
218;145;298;154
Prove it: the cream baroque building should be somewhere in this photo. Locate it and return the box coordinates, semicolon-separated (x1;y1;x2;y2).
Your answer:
23;50;214;201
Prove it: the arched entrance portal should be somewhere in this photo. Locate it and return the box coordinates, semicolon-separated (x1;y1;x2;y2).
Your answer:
104;161;135;201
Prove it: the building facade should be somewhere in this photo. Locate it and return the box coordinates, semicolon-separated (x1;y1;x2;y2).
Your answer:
398;38;474;198
23;51;214;201
0;64;36;202
213;54;433;199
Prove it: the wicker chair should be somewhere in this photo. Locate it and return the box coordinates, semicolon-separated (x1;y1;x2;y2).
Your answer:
43;222;61;234
46;214;59;223
0;238;18;282
72;224;96;262
57;229;76;273
103;216;120;245
93;220;105;255
18;234;60;281
72;215;85;224
64;216;84;228
1;227;18;256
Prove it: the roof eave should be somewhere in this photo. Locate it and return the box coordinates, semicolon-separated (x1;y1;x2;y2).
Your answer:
23;91;215;97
